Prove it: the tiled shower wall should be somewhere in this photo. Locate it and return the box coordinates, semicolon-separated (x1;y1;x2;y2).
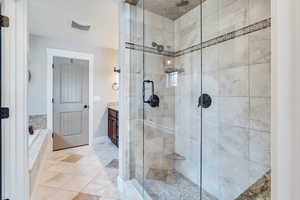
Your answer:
174;0;271;199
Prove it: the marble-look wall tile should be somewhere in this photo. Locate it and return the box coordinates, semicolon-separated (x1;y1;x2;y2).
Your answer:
202;0;219;18
218;66;249;97
250;63;271;97
142;123;175;174
202;162;220;198
219;97;249;128
249;162;270;186
219;0;249;35
248;0;271;25
249;28;271;65
202;71;219;96
202;121;219;164
202;96;219;123
174;6;201;51
249;130;271;167
218;154;251;200
144;94;175;131
202;12;220;41
219;125;249;160
144;9;175;51
218;35;249;69
250;97;271;132
144;53;164;75
202;45;219;73
190;50;202;74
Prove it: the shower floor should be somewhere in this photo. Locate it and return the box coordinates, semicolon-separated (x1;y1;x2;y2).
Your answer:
144;170;216;200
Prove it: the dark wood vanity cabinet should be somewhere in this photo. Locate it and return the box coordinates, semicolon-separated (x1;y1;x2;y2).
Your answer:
108;108;119;147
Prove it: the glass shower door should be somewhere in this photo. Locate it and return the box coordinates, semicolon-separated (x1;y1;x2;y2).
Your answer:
200;0;271;199
141;0;202;199
125;0;270;199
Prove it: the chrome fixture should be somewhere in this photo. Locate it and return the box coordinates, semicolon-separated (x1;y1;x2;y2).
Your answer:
152;42;164;53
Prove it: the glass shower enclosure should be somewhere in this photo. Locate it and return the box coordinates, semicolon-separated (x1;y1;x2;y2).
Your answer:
122;0;271;199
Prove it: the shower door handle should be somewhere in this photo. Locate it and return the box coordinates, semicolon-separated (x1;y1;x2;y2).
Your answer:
143;80;160;108
198;94;212;108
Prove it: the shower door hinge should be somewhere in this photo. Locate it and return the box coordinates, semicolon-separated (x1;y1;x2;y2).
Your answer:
0;15;9;28
52;98;54;103
52;64;54;69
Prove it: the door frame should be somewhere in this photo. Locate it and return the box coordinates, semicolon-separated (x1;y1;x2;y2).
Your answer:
2;0;29;199
46;48;95;146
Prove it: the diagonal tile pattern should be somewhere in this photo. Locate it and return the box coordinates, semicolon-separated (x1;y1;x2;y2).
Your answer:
62;154;83;163
33;143;120;200
105;159;119;169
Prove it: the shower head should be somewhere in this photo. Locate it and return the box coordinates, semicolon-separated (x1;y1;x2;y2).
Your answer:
152;42;165;53
176;0;189;7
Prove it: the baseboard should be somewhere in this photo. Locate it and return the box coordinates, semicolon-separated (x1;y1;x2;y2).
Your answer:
93;136;110;145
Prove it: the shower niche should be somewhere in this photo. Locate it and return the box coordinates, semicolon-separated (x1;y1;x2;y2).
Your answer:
121;0;271;199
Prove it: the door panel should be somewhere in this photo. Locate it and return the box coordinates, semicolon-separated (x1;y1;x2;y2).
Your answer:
60;111;82;136
53;57;89;151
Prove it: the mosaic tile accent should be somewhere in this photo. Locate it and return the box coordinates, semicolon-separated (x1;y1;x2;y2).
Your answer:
125;18;271;57
235;170;271;200
29;114;47;130
125;42;175;57
144;169;217;200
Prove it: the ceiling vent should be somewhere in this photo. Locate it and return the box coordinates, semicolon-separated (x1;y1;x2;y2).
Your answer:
71;21;91;31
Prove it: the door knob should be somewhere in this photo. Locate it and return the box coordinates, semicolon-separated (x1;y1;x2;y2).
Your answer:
198;94;212;108
84;105;89;109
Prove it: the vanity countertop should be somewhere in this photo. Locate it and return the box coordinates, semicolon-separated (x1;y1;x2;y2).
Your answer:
108;105;119;111
107;102;119;111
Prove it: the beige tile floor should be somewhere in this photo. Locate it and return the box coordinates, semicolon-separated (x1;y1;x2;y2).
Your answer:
33;143;120;200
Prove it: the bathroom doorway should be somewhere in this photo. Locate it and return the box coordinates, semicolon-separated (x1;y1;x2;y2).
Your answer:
46;49;95;150
52;56;89;150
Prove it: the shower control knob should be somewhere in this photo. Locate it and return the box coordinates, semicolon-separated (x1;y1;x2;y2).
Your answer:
198;94;212;108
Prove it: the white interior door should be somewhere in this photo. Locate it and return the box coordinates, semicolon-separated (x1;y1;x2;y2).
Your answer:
53;56;89;151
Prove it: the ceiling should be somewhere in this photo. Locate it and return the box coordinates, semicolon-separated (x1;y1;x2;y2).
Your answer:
126;0;202;20
28;0;119;49
144;0;202;20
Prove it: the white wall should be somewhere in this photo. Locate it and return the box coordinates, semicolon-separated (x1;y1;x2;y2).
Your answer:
28;34;118;138
272;0;300;199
